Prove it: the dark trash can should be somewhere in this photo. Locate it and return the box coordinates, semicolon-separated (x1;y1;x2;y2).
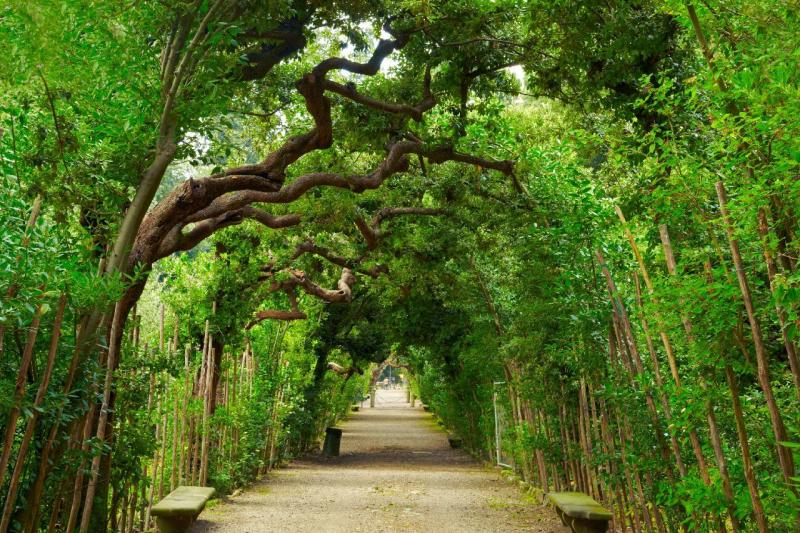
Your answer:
323;427;342;457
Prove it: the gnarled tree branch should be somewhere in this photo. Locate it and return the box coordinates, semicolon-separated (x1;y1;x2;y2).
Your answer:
130;20;514;334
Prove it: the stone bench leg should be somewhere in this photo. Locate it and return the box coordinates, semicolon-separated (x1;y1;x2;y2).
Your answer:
155;514;197;533
566;516;609;533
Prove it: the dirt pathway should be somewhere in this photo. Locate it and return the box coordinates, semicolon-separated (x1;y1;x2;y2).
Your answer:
192;389;568;532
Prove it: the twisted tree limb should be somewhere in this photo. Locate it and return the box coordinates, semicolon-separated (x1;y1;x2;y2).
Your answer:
250;206;442;325
128;22;513;332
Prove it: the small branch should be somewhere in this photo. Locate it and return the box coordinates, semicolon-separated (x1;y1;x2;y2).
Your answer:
290;267;356;303
372;207;442;226
321;66;435;122
355;217;379;250
224;104;289;120
36;68;70;178
248;266;355;329
246;309;307;327
240;207;301;229
313;35;407;77
443;37;527;50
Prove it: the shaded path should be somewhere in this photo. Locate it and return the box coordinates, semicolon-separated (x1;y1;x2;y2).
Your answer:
192;389;567;532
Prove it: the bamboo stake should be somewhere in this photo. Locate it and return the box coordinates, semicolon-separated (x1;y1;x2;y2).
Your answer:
126;482;137;533
716;181;795;483
725;365;769;532
192;335;209;485
757;207;800;399
139;477;146;532
596;251;679;479
608;327;643;533
158;399;169;499
633;272;688;478
66;405;96;532
0;302;44;487
199;329;213;486
118;483;128;533
79;300;125;533
17;310;106;532
0;195;43;358
171;377;180;490
578;378;601;499
616;417;642;533
0;295;67;529
608;215;715;485
659;225;740;531
139;360;155;527
700;260;770;533
145;390;163;529
533;408;549;493
585;383;607;504
159;303;165;352
172;313;179;353
616;207;684;385
179;345;191;483
232;352;239;462
599;395;627;533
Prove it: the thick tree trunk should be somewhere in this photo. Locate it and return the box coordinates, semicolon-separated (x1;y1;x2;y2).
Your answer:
84;280;147;533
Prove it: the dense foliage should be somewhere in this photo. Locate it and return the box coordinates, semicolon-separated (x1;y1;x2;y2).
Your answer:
1;0;798;531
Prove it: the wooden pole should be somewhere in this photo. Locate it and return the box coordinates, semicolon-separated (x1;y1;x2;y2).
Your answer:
632;272;687;477
716;181;795;483
0;303;44;487
79;300;124;533
0;195;43;358
659;225;740;531
757;207;800;399
0;295;67;530
595;251;679;478
66;406;96;532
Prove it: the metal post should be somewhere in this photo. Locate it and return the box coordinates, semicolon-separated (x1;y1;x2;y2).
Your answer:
493;389;501;466
493;381;510;468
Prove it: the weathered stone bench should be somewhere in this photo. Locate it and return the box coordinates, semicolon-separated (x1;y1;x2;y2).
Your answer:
447;434;462;448
151;486;216;533
547;492;612;533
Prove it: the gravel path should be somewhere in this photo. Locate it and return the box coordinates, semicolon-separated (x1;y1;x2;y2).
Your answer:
191;389;568;533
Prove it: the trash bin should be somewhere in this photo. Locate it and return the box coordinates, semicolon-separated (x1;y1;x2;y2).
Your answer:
323;427;342;457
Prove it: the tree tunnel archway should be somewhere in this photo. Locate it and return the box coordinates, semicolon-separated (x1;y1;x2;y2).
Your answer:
370;358;414;388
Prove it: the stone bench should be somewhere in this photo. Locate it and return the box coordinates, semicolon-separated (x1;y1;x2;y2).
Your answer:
151;486;216;533
547;492;612;533
447;434;462;448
